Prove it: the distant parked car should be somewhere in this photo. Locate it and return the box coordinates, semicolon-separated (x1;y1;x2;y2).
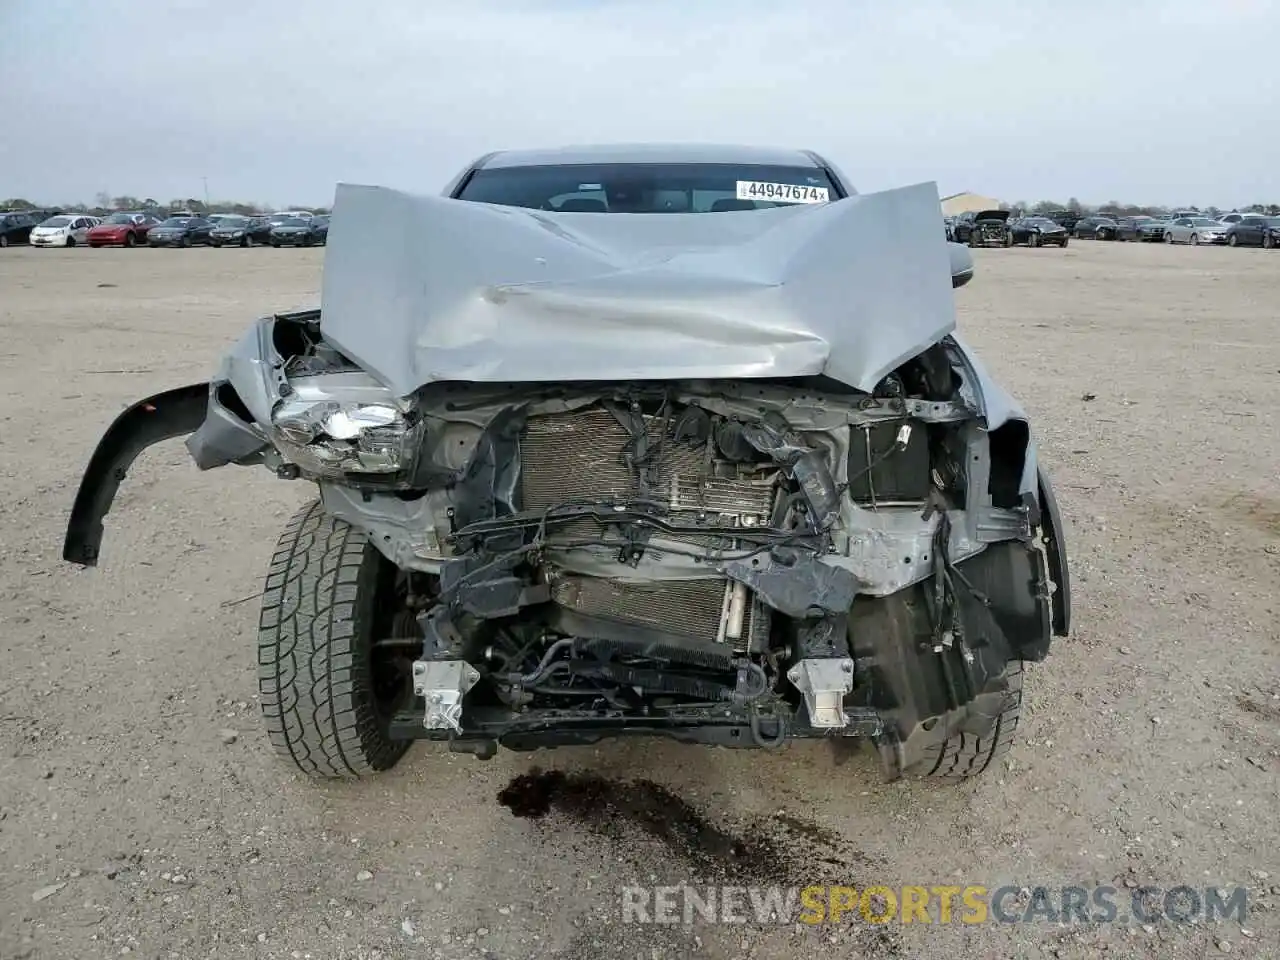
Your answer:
950;209;1011;247
1135;219;1169;242
270;210;314;221
1224;215;1280;248
87;212;162;247
0;211;38;247
29;214;100;247
1163;217;1227;245
1113;216;1156;241
1009;216;1069;247
1045;210;1083;231
1072;216;1118;239
269;216;327;247
209;215;275;247
147;216;214;247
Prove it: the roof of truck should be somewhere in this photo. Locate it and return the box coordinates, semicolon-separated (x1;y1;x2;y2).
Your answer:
478;143;826;169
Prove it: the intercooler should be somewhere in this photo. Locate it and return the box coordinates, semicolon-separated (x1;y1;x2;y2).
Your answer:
519;405;777;650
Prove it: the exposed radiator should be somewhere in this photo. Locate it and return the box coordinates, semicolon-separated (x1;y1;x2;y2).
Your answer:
519;406;776;519
549;573;770;652
520;405;777;650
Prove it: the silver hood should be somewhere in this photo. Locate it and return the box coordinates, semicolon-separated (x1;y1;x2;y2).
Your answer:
318;181;958;397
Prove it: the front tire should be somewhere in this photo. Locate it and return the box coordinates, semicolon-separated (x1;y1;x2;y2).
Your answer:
1190;234;1199;246
257;501;413;779
125;233;136;248
916;662;1024;781
66;236;76;248
1164;232;1174;243
1029;232;1041;248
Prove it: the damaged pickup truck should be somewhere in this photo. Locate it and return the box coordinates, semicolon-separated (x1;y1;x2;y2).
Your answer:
63;144;1070;782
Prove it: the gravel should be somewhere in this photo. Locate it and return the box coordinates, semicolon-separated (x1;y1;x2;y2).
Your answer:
1;242;1277;959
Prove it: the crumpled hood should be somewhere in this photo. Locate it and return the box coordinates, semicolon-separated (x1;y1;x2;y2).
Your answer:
318;181;958;397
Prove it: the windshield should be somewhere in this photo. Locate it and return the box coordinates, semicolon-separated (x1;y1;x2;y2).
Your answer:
279;218;309;227
159;218;191;227
216;216;248;228
1024;218;1057;226
1266;217;1280;227
456;162;839;212
1189;218;1217;226
41;216;73;227
103;213;135;224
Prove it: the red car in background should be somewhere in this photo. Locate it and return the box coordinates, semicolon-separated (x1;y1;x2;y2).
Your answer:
87;212;162;247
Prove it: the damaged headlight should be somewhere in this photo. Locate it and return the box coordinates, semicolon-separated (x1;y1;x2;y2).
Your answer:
269;372;420;477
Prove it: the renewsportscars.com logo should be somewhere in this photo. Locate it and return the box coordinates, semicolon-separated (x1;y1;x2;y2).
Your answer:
621;884;1250;926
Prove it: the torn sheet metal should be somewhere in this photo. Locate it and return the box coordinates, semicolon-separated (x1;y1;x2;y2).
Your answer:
318;181;957;397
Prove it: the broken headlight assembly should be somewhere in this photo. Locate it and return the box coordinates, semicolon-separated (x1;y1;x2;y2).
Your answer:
268;372;421;477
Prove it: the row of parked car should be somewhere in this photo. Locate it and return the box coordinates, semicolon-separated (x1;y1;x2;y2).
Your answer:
945;209;1280;249
0;209;330;248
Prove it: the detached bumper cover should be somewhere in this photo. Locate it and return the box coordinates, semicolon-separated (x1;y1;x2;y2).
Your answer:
62;384;210;566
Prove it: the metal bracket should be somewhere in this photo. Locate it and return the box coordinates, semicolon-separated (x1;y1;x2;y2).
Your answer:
786;657;855;729
411;659;481;732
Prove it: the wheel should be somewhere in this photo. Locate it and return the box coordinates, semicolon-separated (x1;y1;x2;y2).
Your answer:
1265;234;1274;249
124;233;135;248
244;235;254;248
1164;232;1174;243
1029;232;1040;248
257;500;413;779
1190;234;1199;246
1002;231;1013;248
270;240;280;248
1228;234;1238;247
210;240;222;248
181;235;191;248
89;243;101;249
915;662;1024;782
0;235;8;248
1061;237;1068;247
66;236;76;248
302;236;312;247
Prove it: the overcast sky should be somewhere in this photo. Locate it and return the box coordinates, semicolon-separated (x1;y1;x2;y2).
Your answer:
2;0;1277;209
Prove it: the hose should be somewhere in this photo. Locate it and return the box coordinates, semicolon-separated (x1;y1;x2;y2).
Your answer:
749;709;788;748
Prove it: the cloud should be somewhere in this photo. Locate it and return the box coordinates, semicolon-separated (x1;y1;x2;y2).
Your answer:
1;0;1276;206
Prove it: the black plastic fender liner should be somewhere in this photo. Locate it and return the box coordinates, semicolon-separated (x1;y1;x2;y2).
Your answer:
1037;466;1072;637
63;383;209;567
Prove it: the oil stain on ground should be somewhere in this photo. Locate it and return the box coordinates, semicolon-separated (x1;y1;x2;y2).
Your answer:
498;768;869;885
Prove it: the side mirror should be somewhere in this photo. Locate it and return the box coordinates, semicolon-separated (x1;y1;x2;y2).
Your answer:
948;242;974;289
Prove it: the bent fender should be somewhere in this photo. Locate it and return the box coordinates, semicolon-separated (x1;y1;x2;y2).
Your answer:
63;383;209;567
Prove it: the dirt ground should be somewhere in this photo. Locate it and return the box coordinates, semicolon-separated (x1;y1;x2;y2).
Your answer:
1;240;1277;960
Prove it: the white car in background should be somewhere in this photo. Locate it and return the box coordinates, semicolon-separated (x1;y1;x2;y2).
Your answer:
1163;217;1228;245
30;215;101;247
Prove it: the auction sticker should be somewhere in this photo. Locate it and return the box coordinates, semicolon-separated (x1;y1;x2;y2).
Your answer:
735;181;830;204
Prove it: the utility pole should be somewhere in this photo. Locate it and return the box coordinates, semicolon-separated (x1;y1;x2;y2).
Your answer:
202;177;209;208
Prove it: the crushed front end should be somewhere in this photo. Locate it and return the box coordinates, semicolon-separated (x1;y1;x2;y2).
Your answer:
152;311;1069;774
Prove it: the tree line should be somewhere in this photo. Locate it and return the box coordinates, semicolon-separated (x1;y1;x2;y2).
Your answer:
1;195;330;216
